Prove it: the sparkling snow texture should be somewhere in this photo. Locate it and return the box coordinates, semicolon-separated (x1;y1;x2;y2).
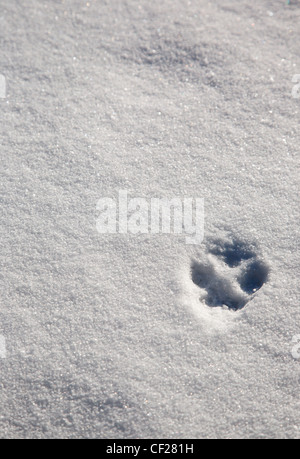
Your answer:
0;0;299;439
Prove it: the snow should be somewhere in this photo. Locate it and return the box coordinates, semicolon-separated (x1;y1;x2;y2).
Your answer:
0;0;299;439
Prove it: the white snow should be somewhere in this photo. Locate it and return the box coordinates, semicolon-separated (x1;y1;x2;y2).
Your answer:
0;0;299;439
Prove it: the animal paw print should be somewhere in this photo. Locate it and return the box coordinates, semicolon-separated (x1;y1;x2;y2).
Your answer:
191;238;269;311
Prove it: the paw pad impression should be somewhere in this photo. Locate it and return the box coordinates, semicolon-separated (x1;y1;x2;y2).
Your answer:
191;238;269;311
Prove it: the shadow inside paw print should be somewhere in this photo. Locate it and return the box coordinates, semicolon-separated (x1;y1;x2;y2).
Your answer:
209;239;256;268
191;238;269;311
238;260;269;295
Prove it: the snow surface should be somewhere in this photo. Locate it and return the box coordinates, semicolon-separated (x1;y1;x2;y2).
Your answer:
0;0;299;439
